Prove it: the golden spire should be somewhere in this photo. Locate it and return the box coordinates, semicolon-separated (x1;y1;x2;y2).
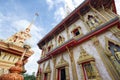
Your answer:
6;13;39;47
26;13;39;33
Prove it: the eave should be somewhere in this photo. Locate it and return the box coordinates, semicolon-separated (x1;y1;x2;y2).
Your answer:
0;41;34;59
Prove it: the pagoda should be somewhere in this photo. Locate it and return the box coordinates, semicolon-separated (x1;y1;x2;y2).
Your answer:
0;13;39;75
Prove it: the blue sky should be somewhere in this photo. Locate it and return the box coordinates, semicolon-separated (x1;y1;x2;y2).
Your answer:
0;0;120;75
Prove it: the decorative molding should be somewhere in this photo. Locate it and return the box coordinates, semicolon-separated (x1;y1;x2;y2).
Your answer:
42;61;51;80
90;5;108;21
92;36;120;80
71;24;83;38
55;55;70;80
44;61;51;73
55;55;69;69
105;36;120;56
57;35;65;46
77;46;94;64
109;26;120;40
66;47;78;80
77;46;101;80
52;57;56;80
105;36;120;75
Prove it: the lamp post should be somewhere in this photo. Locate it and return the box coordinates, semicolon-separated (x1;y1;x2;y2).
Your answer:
21;45;31;73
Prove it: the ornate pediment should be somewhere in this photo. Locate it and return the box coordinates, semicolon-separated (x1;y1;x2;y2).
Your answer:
77;46;94;64
55;55;69;68
44;61;51;73
105;36;120;56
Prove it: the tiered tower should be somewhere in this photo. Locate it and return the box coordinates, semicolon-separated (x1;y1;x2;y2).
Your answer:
0;13;38;75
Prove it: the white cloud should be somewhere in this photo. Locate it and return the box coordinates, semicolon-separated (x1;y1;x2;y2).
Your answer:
0;11;43;74
46;0;84;24
46;0;54;10
25;47;41;75
54;7;65;22
46;0;120;25
72;0;84;8
12;19;43;46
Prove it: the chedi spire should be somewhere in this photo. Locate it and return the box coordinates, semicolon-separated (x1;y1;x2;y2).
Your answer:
6;13;39;47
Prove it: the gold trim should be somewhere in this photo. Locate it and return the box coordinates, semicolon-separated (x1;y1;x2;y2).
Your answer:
90;5;108;21
55;55;70;80
105;36;120;76
43;61;51;80
105;36;120;56
52;56;56;80
55;55;69;68
77;46;94;64
44;61;51;73
0;60;15;65
92;36;120;80
109;26;120;40
66;47;78;80
77;46;101;80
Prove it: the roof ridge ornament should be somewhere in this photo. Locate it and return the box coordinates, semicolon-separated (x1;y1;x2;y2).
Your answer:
65;3;72;17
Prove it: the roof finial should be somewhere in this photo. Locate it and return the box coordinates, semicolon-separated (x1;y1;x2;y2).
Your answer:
26;13;39;33
65;3;72;16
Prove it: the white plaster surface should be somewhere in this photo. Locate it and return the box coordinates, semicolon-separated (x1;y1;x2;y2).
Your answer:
38;7;120;80
72;39;112;80
98;30;120;50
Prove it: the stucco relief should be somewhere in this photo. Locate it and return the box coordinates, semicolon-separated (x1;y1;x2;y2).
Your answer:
105;36;120;75
74;41;112;80
57;34;65;46
55;54;70;80
98;31;120;52
84;11;102;30
77;46;101;80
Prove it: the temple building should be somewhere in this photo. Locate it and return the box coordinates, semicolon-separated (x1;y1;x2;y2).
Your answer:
0;17;35;75
37;0;120;80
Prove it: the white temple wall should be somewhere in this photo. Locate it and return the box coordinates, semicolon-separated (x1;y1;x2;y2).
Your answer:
68;19;87;39
72;39;112;80
68;24;74;39
44;61;49;71
72;45;81;80
75;19;89;34
98;30;120;49
61;29;68;42
56;54;61;65
83;41;111;80
55;51;73;80
50;59;53;80
63;52;73;80
52;39;56;49
38;8;120;80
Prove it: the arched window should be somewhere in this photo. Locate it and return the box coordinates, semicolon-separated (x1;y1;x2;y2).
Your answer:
47;42;53;52
87;15;101;30
77;47;101;80
57;35;65;46
71;26;83;37
105;37;120;74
